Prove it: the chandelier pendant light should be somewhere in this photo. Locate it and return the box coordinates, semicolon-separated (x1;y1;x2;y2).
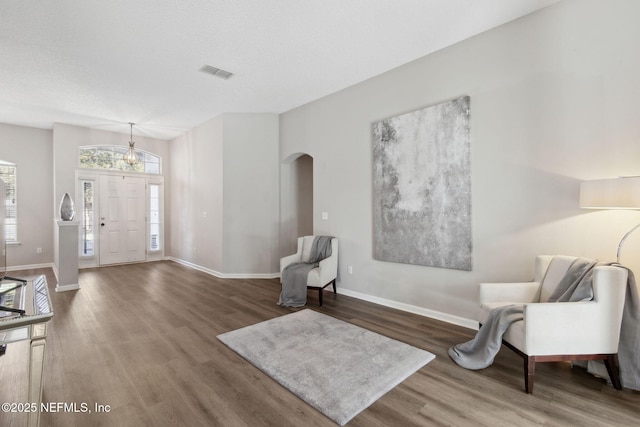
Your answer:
124;122;138;165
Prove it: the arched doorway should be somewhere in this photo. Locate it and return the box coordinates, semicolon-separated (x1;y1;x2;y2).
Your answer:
280;153;313;257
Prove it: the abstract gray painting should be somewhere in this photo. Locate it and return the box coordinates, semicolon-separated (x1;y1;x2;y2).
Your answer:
372;96;471;271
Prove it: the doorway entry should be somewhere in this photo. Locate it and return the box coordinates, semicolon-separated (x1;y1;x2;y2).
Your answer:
280;153;314;257
98;175;146;265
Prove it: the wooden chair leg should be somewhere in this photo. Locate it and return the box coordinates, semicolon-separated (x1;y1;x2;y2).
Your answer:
604;354;622;390
504;344;620;393
525;356;535;394
315;280;336;307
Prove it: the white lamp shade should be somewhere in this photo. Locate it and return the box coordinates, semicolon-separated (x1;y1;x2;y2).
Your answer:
580;177;640;209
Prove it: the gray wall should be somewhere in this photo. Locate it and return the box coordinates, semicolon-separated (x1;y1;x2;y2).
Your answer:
222;114;280;274
169;113;280;276
279;0;640;323
169;116;224;270
0;123;53;268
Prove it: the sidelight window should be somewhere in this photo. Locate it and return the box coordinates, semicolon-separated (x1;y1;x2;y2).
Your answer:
0;161;17;243
148;183;162;252
80;180;95;256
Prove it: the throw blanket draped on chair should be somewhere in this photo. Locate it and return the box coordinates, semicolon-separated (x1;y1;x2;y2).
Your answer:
278;236;333;307
449;258;640;390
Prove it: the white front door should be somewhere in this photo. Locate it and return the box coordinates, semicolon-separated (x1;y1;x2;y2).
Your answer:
99;175;146;265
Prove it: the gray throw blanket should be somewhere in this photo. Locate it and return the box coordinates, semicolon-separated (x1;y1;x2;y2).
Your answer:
448;258;602;370
448;304;525;370
278;236;333;307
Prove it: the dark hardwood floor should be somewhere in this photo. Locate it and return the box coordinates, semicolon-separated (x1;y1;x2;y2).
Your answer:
1;261;638;426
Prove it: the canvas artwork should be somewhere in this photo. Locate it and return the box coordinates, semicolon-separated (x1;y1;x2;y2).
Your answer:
372;96;471;271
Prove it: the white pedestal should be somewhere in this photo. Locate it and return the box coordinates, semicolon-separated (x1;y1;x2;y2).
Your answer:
54;220;80;292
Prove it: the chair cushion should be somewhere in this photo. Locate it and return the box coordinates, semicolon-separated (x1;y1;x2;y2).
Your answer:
300;236;316;262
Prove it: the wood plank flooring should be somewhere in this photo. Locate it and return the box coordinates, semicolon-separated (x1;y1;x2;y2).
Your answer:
1;261;638;426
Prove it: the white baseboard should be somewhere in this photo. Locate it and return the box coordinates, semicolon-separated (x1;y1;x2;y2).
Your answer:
6;262;54;272
169;257;477;330
167;257;280;279
337;287;479;331
55;283;80;292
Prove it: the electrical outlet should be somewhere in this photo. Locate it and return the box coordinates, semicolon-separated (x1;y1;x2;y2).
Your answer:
348;266;353;274
36;247;43;254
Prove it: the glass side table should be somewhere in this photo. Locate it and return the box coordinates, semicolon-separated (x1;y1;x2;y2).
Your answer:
0;275;54;427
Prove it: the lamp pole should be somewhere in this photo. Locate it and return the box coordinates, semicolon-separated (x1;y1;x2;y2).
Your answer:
617;223;640;263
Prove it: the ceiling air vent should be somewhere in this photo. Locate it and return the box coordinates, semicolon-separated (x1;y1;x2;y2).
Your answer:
199;64;233;80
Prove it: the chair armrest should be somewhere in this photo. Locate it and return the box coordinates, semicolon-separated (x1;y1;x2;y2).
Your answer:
479;282;541;305
318;255;337;285
523;302;621;354
317;239;338;286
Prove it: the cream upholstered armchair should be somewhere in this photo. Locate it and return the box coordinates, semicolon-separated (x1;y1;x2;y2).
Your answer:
280;236;338;306
479;255;628;393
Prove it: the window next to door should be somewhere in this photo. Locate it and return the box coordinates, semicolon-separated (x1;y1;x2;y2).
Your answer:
0;161;18;243
80;180;95;256
148;183;161;252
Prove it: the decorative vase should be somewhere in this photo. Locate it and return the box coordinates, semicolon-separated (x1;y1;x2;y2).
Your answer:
60;193;75;221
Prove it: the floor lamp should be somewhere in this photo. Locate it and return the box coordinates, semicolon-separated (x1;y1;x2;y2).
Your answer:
580;176;640;263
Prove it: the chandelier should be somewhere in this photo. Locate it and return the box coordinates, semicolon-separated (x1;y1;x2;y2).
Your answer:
124;122;138;165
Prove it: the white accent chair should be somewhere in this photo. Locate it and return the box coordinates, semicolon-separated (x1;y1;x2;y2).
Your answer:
479;255;628;393
280;236;338;306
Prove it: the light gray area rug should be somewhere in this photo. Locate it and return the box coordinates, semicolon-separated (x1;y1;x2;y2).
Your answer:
217;309;435;425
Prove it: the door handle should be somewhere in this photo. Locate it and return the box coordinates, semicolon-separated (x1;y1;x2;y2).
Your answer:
101;223;105;226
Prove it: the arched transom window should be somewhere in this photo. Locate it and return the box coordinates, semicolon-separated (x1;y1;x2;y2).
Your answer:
79;145;161;174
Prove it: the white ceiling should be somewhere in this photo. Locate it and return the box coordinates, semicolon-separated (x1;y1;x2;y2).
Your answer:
0;0;559;140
